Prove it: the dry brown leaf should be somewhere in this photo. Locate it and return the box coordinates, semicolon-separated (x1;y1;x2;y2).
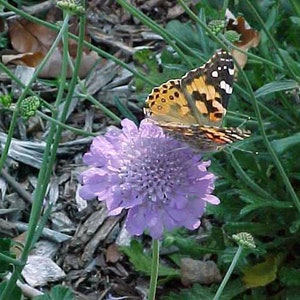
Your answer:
8;17;57;54
2;52;44;67
12;232;27;258
227;16;260;48
6;15;98;78
37;48;99;78
106;243;122;263
226;10;260;70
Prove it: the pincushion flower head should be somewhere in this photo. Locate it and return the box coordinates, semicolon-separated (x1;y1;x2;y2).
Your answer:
79;119;220;240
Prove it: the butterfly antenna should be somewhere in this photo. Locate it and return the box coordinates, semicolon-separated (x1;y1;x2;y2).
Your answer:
166;145;190;154
224;144;258;155
237;116;251;129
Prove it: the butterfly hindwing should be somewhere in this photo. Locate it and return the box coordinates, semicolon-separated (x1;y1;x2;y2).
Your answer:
159;123;251;151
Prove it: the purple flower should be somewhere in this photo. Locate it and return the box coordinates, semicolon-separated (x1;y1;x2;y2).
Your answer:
79;119;219;239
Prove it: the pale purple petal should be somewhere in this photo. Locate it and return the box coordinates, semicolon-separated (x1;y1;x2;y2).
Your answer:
79;118;220;239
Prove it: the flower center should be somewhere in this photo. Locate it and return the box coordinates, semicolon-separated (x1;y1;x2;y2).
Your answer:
119;138;187;204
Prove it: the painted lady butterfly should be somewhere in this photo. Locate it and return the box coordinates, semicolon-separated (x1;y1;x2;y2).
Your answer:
144;49;250;151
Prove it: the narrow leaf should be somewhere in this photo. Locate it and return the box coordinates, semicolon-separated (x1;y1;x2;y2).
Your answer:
254;80;298;98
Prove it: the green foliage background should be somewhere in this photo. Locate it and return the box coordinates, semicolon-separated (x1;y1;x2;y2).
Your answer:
125;0;300;298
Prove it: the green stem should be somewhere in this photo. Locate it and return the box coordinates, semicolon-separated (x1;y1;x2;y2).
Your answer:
178;0;291;76
0;0;157;87
289;0;300;17
117;0;194;67
32;9;86;208
234;84;290;126
213;246;243;300
0;62;54;111
0;252;24;266
77;92;122;123
0;70;115;137
0;14;72;299
0;15;69;174
228;150;277;202
237;64;300;214
245;0;298;81
177;0;228;49
37;111;97;136
222;0;229;17
148;239;160;300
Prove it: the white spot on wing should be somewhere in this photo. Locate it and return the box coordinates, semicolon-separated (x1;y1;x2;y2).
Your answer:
220;80;233;94
228;68;234;75
212;71;218;78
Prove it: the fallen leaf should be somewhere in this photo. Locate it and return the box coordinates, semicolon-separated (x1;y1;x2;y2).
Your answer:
37;48;99;78
12;232;27;258
8;17;57;54
242;256;278;288
2;52;44;67
106;243;122;263
5;14;99;78
226;10;260;70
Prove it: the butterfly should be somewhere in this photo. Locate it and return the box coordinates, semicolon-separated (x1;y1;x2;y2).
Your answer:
144;49;251;151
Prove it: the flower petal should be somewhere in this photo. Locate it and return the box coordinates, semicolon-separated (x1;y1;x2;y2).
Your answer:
79;118;220;239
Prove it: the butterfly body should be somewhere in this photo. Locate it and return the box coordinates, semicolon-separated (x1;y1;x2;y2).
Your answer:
144;49;250;151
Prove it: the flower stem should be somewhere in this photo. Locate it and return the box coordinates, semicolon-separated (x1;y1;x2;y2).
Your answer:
213;246;243;300
0;13;72;299
148;239;160;300
117;0;195;68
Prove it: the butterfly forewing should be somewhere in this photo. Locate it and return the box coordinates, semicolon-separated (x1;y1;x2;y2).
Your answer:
144;79;198;125
181;49;234;126
144;49;250;151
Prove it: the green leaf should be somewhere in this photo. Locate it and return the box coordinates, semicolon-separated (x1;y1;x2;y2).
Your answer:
290;16;300;26
279;48;300;75
163;227;225;258
0;238;16;275
120;240;179;277
161;283;215;300
0;281;22;300
224;222;281;237
133;48;185;93
284;287;300;300
279;267;300;287
50;286;74;300
219;279;248;300
240;200;293;216
289;219;300;234
162;279;247;300
34;285;74;300
114;96;138;125
271;133;300;154
166;20;204;50
254;80;298;98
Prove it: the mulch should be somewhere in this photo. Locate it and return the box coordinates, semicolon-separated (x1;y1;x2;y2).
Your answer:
0;1;195;299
